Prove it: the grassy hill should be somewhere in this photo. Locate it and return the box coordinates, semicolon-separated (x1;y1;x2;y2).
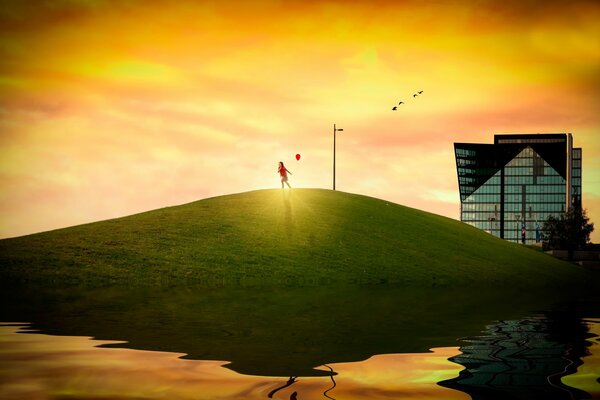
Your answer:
0;188;591;287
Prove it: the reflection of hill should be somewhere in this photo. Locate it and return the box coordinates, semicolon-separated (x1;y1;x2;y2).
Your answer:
1;285;594;377
438;312;595;400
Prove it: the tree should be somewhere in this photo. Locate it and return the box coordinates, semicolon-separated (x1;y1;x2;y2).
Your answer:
542;207;594;260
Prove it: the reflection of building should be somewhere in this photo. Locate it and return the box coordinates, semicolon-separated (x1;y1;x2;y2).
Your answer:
439;315;591;400
454;134;582;243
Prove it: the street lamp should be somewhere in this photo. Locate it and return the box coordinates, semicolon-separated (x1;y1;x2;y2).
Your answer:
515;214;521;243
333;123;344;190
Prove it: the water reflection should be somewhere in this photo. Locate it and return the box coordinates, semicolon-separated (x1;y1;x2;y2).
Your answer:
1;285;598;399
321;365;336;399
439;314;599;400
2;285;558;377
0;324;467;399
268;376;297;398
562;319;600;398
322;348;469;399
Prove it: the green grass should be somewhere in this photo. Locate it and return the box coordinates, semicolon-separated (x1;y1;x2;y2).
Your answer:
0;188;592;287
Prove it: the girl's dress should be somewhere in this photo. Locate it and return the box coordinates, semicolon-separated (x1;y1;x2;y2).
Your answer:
279;166;288;181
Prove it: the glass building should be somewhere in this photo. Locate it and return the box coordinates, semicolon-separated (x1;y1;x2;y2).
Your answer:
454;134;582;244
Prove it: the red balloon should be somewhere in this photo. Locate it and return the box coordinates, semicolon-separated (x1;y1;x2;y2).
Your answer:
296;154;301;161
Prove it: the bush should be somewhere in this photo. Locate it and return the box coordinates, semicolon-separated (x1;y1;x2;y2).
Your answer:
542;207;594;259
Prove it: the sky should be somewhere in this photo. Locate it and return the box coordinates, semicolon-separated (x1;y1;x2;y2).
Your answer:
1;0;599;241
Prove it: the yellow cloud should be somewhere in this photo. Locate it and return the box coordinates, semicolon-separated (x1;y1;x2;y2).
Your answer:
67;59;182;85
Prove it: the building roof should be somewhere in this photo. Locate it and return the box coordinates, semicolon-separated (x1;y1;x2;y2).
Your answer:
454;133;569;201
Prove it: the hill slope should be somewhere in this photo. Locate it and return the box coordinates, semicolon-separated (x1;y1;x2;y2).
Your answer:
0;189;590;287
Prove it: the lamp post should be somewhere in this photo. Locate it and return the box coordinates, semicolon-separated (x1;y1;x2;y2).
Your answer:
515;214;521;243
333;123;344;190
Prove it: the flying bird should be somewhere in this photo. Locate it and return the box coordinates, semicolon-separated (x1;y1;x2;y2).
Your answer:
398;101;404;105
413;94;418;97
392;106;397;110
418;90;423;94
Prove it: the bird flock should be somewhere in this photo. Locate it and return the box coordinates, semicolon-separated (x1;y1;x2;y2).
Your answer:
392;90;423;110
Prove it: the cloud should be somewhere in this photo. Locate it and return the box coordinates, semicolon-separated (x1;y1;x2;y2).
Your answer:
0;0;599;240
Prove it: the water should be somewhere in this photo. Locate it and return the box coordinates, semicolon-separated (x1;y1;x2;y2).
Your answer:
1;285;598;399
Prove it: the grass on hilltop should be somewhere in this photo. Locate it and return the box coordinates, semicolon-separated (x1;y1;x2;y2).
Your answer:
0;188;591;287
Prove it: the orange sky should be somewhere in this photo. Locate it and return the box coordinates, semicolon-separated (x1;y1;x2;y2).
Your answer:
1;0;599;240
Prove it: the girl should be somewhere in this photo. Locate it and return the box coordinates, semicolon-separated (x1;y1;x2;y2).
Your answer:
278;161;292;188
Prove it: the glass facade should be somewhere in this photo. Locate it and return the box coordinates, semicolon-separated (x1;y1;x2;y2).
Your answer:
455;134;582;244
572;147;582;208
